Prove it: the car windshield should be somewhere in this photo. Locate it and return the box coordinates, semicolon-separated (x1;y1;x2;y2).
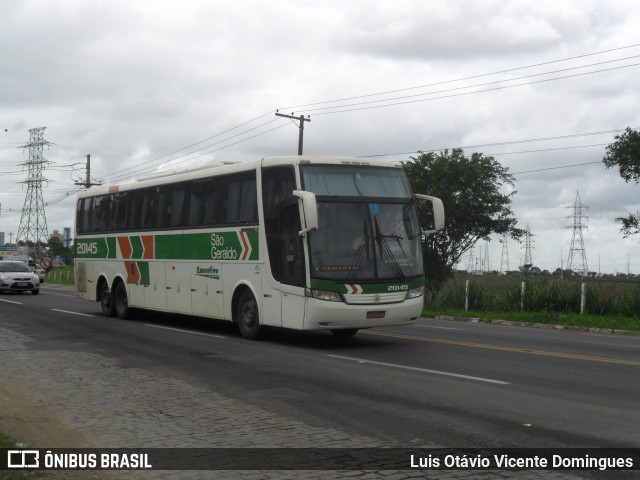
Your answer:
0;262;31;273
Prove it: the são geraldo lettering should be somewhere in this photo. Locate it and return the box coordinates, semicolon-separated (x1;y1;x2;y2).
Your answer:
210;234;238;260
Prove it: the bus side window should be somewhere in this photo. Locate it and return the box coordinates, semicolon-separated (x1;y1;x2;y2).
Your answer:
76;199;85;234
127;190;144;230
170;186;186;228
226;173;257;224
94;195;111;233
83;197;94;233
202;179;219;226
188;181;207;226
142;187;159;229
114;192;129;230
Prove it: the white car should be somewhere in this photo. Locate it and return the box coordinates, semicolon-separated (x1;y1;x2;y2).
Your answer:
0;261;40;295
33;264;46;283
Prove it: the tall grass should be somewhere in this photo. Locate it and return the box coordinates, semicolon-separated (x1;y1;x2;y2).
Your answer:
426;276;640;319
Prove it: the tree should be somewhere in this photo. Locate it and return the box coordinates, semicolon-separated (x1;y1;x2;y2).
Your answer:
403;149;524;296
47;235;73;264
602;127;640;237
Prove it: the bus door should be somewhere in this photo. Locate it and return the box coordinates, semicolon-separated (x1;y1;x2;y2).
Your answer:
278;203;306;329
262;165;307;329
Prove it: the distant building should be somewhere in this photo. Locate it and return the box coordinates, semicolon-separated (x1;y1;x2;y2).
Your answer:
63;227;72;248
0;232;4;246
50;228;72;248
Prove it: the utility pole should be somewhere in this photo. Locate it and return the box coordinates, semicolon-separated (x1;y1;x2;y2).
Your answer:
275;111;310;155
16;127;50;261
75;154;102;188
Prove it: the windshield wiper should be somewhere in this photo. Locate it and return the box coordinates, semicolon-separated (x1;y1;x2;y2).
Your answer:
348;218;371;281
374;217;405;280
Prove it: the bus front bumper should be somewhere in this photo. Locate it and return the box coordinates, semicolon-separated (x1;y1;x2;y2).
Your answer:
303;296;423;330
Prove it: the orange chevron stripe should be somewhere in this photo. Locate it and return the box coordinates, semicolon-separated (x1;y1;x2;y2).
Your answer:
118;237;132;259
141;235;154;259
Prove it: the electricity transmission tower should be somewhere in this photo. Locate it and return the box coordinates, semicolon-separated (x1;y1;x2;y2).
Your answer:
16;127;50;261
499;233;510;273
523;224;534;266
566;190;589;275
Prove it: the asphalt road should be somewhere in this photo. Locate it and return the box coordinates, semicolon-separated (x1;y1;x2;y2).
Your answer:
2;284;639;450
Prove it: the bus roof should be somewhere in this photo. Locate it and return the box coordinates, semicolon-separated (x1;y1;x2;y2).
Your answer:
77;156;403;198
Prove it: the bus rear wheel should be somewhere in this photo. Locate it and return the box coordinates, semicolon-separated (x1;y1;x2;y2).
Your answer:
237;290;261;340
114;281;130;320
99;280;115;317
331;328;359;338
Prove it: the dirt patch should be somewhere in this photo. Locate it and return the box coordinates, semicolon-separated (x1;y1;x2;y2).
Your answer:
0;376;117;479
0;375;91;448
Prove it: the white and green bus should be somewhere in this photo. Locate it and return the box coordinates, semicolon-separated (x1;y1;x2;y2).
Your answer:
74;156;444;339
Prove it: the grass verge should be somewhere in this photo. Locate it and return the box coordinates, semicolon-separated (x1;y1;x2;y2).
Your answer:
425;309;640;333
44;266;74;286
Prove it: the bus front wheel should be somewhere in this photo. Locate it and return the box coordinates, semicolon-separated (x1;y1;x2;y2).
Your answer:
236;290;261;340
114;281;130;320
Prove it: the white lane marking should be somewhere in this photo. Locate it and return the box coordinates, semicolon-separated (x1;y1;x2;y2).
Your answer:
0;298;23;305
51;309;95;317
146;324;227;339
327;354;509;385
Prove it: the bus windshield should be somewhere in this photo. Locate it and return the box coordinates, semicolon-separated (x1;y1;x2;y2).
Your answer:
301;164;412;197
301;164;423;281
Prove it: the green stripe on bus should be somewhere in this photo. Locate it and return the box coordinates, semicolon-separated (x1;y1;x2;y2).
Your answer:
106;237;117;259
130;236;143;259
76;231;259;261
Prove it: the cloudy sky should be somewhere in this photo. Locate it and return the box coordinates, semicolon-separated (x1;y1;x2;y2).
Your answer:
1;0;639;274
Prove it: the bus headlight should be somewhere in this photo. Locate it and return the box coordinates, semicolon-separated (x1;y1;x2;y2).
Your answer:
308;289;343;302
405;286;424;299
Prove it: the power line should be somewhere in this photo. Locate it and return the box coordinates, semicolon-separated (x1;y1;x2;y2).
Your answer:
511;160;602;176
359;127;630;159
294;55;639;114
308;62;640;116
281;43;640;110
100;116;285;184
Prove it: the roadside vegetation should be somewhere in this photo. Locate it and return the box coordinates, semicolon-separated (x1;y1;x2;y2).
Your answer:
44;265;74;285
425;273;640;332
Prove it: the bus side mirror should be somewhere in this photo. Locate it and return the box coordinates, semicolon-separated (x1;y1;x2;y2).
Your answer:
415;194;445;236
293;190;319;236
